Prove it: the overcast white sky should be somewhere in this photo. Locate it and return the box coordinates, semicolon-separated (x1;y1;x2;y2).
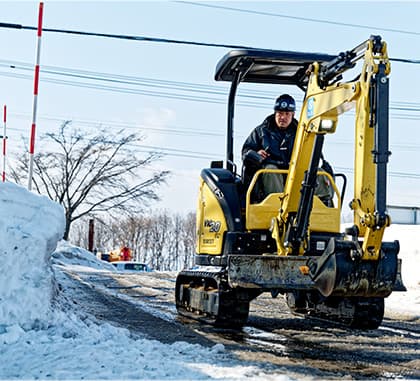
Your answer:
1;1;420;214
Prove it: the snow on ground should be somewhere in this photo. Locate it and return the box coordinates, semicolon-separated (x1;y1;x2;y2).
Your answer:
0;181;418;380
383;224;420;316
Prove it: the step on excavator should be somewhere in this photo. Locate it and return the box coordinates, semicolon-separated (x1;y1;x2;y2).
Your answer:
175;36;406;329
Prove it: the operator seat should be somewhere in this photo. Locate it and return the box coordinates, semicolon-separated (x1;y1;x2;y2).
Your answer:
241;150;266;203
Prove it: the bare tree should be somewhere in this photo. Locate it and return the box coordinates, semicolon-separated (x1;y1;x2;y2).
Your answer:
11;122;170;239
148;212;170;270
106;215;146;261
166;213;182;270
70;210;197;271
180;212;196;269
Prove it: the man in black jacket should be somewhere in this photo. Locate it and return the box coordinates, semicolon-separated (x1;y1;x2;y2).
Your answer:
242;94;297;195
242;94;334;204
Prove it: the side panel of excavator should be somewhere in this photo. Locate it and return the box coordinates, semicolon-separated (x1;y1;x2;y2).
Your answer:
195;177;228;256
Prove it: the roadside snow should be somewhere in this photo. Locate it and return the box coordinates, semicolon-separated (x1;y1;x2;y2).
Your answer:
384;224;420;316
0;182;65;330
0;181;418;380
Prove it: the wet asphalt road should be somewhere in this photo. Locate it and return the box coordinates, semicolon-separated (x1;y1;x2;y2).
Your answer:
57;269;420;380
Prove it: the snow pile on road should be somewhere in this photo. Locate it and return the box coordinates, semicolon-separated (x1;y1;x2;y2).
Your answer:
384;224;420;316
53;239;116;271
0;182;65;330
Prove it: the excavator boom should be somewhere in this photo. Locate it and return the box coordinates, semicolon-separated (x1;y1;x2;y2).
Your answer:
273;36;392;260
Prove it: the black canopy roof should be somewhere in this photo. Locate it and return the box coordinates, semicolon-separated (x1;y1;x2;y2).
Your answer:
215;49;336;88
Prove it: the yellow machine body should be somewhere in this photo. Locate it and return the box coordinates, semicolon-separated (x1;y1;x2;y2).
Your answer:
196;178;228;255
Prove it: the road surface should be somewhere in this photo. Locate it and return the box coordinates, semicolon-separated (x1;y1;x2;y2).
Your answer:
57;267;420;380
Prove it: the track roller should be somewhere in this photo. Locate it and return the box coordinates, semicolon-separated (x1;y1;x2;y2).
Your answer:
175;268;259;328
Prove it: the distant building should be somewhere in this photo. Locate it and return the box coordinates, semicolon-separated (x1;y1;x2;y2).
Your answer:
387;205;420;225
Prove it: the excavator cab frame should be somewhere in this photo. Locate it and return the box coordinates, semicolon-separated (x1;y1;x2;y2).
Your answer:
214;48;336;173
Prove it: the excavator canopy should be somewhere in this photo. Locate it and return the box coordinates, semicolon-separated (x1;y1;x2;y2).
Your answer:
215;49;336;88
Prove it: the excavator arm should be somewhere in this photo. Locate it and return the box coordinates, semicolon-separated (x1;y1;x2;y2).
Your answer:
272;35;391;260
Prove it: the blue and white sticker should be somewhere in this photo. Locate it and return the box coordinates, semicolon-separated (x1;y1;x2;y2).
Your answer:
307;97;314;119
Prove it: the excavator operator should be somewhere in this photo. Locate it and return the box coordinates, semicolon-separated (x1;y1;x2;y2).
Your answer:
242;94;297;195
242;94;333;204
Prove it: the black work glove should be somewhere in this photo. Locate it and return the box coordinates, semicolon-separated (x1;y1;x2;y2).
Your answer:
243;150;264;168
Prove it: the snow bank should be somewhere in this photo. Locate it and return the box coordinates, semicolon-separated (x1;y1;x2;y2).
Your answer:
0;182;65;330
383;224;420;316
53;240;116;272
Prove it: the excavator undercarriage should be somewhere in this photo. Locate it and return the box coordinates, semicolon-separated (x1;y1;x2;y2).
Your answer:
176;237;402;329
175;36;405;330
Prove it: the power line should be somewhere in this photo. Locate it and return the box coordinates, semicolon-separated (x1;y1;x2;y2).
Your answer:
0;70;268;108
5;118;420;180
0;59;286;99
334;166;420;180
6;128;419;180
2;63;420;120
0;58;283;95
7;127;219;161
391;57;420;64
177;1;420;37
10;111;228;138
0;21;419;65
5;115;420;173
7;111;420;154
0;21;259;50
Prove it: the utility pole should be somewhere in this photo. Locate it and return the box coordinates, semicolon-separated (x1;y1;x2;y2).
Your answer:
2;105;7;182
88;218;94;252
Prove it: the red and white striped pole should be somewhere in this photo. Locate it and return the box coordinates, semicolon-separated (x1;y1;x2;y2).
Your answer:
2;105;7;182
28;1;44;190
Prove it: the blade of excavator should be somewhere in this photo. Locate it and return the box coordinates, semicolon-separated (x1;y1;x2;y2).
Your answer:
308;238;403;297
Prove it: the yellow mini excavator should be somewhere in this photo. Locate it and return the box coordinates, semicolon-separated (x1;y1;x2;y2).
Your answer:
175;35;405;329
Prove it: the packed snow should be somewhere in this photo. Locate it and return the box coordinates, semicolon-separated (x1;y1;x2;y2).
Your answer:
0;182;418;380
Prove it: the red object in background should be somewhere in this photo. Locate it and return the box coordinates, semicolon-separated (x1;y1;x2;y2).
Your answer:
121;246;132;261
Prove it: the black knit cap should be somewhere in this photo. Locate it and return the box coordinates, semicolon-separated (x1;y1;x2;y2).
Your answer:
274;94;296;112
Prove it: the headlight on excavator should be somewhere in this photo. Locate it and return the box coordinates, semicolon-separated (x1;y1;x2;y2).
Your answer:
319;119;335;132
